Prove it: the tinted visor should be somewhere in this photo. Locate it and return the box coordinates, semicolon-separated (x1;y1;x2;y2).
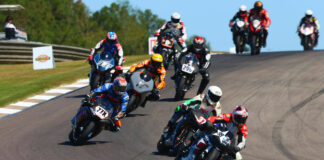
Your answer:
151;60;162;68
234;115;247;124
171;18;180;24
208;90;221;103
114;85;127;94
106;38;117;44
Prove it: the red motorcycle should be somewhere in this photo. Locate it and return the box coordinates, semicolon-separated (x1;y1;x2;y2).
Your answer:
248;17;264;55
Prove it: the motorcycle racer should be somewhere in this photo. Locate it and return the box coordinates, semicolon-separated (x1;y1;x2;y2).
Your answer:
229;5;249;28
85;77;129;132
245;1;271;47
204;105;248;160
88;32;124;67
163;86;222;150
172;36;212;95
127;53;166;100
298;10;320;46
154;12;187;52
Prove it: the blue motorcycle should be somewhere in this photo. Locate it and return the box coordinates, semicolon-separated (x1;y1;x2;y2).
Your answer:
89;52;115;90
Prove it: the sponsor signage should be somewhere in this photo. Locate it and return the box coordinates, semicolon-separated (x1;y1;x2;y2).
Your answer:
33;46;55;70
148;37;157;55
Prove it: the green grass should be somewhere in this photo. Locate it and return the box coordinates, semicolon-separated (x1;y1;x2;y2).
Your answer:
0;54;150;107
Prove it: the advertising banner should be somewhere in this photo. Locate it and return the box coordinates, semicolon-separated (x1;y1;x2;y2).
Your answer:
148;37;157;55
33;46;55;70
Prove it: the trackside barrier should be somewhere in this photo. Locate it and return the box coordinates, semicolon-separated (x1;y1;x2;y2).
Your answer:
0;41;89;64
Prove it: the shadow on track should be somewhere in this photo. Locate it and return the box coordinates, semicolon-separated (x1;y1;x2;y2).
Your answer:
126;113;148;118
58;140;110;146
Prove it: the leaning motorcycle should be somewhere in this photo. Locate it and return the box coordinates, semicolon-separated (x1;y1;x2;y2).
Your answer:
299;23;316;51
89;52;115;90
69;97;118;145
125;69;154;114
157;28;181;70
248;17;263;55
232;19;247;54
176;123;235;160
174;53;199;101
157;107;210;155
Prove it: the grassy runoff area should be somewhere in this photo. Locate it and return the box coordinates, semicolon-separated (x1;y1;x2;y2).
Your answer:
0;54;150;107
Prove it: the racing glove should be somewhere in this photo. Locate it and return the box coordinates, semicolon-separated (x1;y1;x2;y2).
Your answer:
229;21;233;27
114;111;125;121
88;55;93;65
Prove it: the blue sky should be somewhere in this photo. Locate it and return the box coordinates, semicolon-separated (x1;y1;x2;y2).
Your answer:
83;0;324;52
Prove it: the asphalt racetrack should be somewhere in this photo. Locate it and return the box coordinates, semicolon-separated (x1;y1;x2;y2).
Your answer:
0;51;323;160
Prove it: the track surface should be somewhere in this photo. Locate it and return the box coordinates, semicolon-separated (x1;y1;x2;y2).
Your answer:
0;51;324;160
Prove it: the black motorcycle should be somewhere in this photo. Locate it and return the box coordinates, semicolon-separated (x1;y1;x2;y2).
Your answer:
176;123;236;160
125;69;154;114
69;97;118;145
157;107;210;155
174;53;199;100
231;19;247;54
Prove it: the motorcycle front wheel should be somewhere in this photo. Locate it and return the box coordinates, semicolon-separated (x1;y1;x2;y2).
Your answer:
250;36;260;56
69;121;96;146
126;94;138;114
175;77;186;101
204;148;220;160
235;34;244;54
90;72;101;90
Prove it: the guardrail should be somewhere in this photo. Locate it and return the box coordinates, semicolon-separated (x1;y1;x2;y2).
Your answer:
0;41;89;64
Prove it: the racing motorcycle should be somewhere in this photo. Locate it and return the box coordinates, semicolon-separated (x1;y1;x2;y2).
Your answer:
299;23;316;51
125;69;154;114
248;17;263;55
176;123;235;160
157;107;210;155
157;28;181;70
231;19;247;54
174;53;199;101
89;52;115;90
69;96;119;145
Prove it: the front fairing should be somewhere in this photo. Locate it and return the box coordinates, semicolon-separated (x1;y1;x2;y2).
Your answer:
94;52;115;72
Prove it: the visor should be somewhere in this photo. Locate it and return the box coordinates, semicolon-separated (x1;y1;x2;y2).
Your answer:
234;115;247;124
171;18;180;24
208;90;221;103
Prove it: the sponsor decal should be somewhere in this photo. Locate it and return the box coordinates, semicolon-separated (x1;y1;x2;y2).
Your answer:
35;54;50;63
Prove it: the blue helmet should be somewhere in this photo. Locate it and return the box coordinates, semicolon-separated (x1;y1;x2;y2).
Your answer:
106;32;118;44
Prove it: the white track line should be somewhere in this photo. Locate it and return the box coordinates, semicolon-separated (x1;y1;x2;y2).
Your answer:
0;108;21;114
61;84;88;88
77;79;89;83
11;102;37;107
45;89;72;94
29;95;56;100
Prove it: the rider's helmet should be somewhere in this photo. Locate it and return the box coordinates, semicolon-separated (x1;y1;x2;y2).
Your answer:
171;12;181;26
239;5;248;14
113;77;127;96
254;1;263;12
106;32;118;44
306;10;313;18
232;105;248;125
193;36;205;49
150;53;163;69
204;86;222;107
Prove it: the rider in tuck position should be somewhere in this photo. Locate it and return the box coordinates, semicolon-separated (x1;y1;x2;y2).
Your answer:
162;86;223;152
298;10;320;46
72;77;129;132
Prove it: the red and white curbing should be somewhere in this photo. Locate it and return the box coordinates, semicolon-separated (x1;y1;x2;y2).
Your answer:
0;66;130;119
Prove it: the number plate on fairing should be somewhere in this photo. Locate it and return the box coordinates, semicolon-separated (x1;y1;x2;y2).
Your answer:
94;106;109;119
182;64;194;74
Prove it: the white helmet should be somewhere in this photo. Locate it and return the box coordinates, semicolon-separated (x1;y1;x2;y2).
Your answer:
306;10;313;16
205;86;222;106
171;12;181;25
239;5;247;12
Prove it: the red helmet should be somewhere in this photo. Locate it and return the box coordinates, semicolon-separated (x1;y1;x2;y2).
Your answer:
113;77;127;96
232;105;248;125
106;32;118;44
193;36;205;48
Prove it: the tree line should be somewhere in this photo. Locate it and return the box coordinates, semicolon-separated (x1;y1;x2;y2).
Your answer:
0;0;165;55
